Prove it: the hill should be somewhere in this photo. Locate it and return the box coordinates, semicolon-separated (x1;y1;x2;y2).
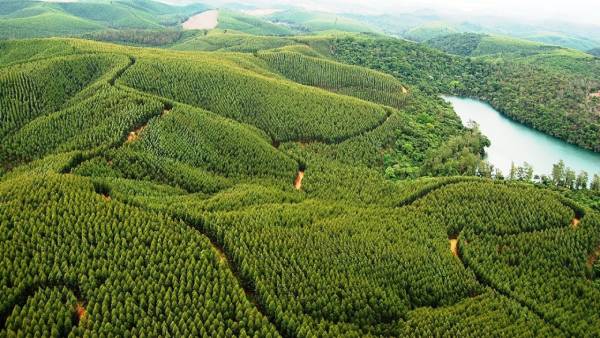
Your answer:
0;36;599;337
589;48;600;57
347;11;600;51
425;33;567;57
404;22;460;42
525;32;600;52
267;9;379;34
0;0;206;39
1;3;600;334
170;30;294;52
217;10;296;36
327;33;600;152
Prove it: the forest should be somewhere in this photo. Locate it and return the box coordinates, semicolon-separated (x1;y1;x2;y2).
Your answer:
328;35;600;152
0;2;599;337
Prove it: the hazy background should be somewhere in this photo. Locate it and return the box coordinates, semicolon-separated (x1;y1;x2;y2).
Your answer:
160;0;600;26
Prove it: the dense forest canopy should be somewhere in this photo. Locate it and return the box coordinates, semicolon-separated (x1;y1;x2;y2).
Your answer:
321;34;600;152
0;1;599;337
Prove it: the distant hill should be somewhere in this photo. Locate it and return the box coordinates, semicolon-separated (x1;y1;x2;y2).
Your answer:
346;11;600;51
0;0;207;39
424;33;484;56
404;22;459;42
525;32;600;51
425;33;563;57
589;48;600;57
217;10;295;35
267;9;379;34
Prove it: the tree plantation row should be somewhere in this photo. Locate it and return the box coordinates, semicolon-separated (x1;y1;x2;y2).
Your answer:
0;38;598;337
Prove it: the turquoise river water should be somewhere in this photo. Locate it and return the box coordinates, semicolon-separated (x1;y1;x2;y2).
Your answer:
443;96;600;179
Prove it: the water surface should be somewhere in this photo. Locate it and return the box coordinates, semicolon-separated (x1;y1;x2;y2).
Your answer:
444;96;600;179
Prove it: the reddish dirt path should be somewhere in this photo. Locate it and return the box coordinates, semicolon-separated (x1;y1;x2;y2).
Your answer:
75;303;86;321
214;246;227;265
588;245;600;269
449;238;459;257
126;125;146;143
126;105;170;143
294;171;304;190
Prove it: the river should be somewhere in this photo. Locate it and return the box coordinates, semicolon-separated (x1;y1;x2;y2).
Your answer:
443;96;600;179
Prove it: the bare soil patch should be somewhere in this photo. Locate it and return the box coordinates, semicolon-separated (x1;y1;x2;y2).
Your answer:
401;86;408;94
214;246;227;265
294;171;304;190
571;218;581;229
588;245;600;269
75;303;86;321
126;125;146;143
449;238;459;257
182;10;219;30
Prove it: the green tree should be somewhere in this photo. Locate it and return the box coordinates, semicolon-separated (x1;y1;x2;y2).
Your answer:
515;162;534;181
565;168;576;189
551;160;565;186
591;174;600;191
509;162;517;181
523;163;534;182
576;171;589;189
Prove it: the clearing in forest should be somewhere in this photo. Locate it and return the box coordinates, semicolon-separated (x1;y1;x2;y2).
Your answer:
75;303;86;322
214;246;227;265
588;245;600;269
294;171;304;190
182;10;219;30
126;125;147;143
449;238;459;257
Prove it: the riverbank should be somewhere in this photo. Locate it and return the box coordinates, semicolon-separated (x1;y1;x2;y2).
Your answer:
443;96;600;180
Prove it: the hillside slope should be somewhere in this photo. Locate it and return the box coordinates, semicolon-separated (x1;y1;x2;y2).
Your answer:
0;37;599;337
321;34;600;152
0;0;206;39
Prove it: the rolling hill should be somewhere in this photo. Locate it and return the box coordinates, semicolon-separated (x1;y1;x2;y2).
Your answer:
404;22;460;42
328;33;600;152
1;2;600;337
347;11;600;51
0;35;599;337
0;0;206;39
266;9;379;34
217;9;296;36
